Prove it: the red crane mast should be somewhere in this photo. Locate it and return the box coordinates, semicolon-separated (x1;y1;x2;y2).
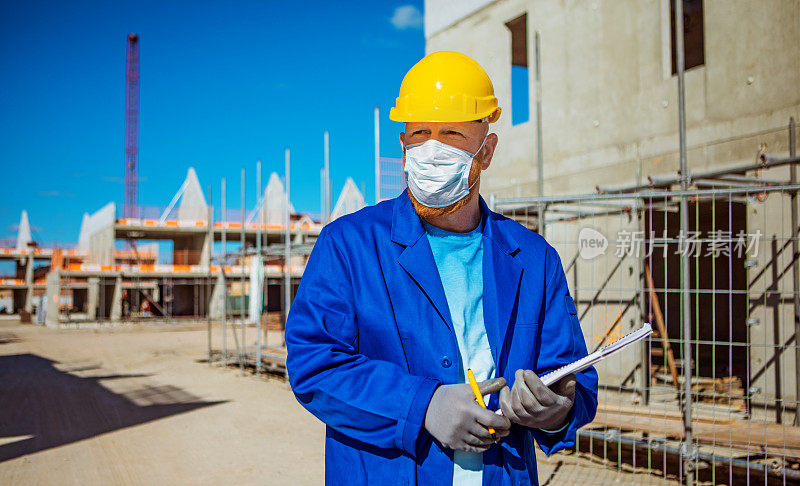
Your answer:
124;34;140;219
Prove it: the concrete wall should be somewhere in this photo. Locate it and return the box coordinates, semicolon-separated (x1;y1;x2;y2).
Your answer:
542;203;644;395
89;226;115;265
425;0;800;197
83;202;116;265
746;170;798;422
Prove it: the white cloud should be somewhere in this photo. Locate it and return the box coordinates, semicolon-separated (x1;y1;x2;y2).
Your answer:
390;5;423;30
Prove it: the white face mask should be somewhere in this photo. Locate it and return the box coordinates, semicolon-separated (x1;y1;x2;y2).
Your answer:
403;137;487;208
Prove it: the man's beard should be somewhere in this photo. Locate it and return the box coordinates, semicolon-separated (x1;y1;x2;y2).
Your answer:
406;154;482;219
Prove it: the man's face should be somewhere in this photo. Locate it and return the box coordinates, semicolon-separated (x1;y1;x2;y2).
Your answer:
399;121;498;218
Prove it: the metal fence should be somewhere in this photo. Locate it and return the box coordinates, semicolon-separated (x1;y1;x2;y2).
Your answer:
495;176;800;484
378;156;406;202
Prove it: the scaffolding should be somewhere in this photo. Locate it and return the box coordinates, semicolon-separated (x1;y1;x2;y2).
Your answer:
35;153;333;385
492;119;800;484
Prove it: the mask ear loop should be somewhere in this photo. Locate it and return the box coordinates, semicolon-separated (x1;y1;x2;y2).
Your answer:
465;174;481;193
471;135;489;158
465;136;489;193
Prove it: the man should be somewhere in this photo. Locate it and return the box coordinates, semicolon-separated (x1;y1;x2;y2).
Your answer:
286;51;598;485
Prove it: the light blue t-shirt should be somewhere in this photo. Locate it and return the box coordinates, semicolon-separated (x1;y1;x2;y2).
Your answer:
423;219;494;486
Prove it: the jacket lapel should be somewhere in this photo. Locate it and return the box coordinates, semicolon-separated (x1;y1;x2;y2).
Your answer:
392;193;454;333
480;198;523;372
389;193;524;351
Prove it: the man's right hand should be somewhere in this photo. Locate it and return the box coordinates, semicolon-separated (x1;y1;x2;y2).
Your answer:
423;378;511;453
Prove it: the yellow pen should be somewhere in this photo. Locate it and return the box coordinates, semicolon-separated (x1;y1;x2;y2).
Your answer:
466;368;495;436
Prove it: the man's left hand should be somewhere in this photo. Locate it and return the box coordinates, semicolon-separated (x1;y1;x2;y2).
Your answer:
498;369;576;430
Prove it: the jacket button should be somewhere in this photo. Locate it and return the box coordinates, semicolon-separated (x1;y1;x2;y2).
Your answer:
441;357;452;368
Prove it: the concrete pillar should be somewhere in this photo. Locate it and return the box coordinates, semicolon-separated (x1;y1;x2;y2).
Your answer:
45;270;60;327
201;231;213;267
24;252;34;313
87;277;99;321
248;255;263;324
110;275;122;321
209;272;225;319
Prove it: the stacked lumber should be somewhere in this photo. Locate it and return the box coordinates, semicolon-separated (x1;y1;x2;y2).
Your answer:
591;404;800;458
691;376;747;410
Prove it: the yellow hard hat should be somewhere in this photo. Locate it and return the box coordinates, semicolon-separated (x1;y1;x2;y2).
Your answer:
390;51;501;123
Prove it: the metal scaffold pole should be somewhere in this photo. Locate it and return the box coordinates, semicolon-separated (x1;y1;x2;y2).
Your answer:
221;177;227;366
256;160;262;375
207;184;213;364
790;116;799;427
324;130;330;225
283;148;291;347
240;168;246;372
374;106;380;204
534;29;544;236
320;170;325;226
675;0;695;483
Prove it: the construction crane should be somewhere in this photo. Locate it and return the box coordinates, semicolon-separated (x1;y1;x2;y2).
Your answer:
124;33;139;219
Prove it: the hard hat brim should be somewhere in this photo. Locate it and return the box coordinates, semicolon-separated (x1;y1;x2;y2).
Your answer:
390;106;501;124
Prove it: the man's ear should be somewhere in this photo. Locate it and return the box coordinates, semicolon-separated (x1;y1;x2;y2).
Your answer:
480;133;498;170
398;132;406;168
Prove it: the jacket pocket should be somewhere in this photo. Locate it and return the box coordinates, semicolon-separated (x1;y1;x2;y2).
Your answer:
506;323;540;372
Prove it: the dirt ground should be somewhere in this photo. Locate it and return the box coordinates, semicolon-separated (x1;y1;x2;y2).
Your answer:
0;317;677;485
0;317;323;485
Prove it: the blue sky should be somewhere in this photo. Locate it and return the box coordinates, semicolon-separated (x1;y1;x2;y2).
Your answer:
0;0;425;245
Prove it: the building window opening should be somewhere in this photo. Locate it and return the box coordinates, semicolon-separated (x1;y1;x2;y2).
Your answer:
505;13;529;125
670;0;705;74
644;200;748;387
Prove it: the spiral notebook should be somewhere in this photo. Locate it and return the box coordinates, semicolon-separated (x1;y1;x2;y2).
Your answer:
539;322;653;386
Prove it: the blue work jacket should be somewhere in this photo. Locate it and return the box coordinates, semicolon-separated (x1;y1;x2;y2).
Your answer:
286;191;598;485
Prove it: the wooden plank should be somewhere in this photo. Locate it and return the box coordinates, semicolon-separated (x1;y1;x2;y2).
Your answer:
593;407;800;458
644;263;681;390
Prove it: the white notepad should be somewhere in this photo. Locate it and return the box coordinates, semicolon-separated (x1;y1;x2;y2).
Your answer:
539;322;653;386
493;323;652;417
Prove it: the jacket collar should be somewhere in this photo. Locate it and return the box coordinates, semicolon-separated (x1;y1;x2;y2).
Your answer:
391;189;520;254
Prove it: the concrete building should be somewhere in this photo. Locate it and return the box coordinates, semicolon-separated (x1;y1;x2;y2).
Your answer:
424;0;800;425
22;165;369;327
0;211;89;316
50;167;321;326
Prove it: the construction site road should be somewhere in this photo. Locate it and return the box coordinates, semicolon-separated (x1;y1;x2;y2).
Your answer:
0;317;680;485
0;318;323;485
